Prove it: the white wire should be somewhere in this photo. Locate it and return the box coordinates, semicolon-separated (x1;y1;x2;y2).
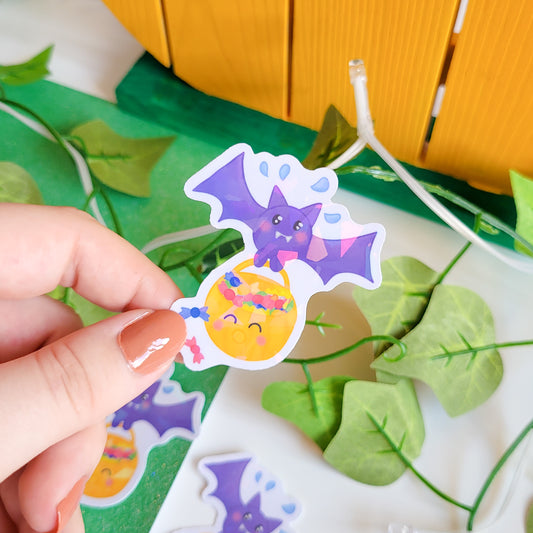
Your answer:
334;60;533;275
141;224;218;254
0;100;106;225
326;137;367;169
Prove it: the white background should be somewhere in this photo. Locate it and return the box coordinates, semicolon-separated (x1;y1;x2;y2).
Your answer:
1;2;533;532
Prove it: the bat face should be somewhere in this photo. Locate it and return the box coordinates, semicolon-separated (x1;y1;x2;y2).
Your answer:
203;268;297;362
252;186;322;271
222;493;282;533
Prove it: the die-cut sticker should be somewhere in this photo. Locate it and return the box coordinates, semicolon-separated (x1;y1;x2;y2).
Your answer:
172;452;301;533
172;144;385;370
82;364;204;507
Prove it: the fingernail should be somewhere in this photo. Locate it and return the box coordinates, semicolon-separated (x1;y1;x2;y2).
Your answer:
52;476;88;533
119;310;186;374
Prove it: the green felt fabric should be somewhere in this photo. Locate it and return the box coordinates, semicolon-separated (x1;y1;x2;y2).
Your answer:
116;54;517;250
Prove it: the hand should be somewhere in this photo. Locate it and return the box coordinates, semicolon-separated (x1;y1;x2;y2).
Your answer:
0;204;186;532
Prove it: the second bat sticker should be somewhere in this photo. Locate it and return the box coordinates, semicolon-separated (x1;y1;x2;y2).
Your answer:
171;143;385;370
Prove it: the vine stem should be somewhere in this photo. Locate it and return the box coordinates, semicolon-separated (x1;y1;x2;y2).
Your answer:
431;339;533;361
435;213;482;286
301;362;319;416
159;229;235;272
0;97;106;225
367;412;473;512
466;418;533;530
284;335;407;365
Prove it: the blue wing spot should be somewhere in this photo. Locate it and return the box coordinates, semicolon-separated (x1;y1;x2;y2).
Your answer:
162;385;174;394
311;176;330;192
259;161;269;177
282;503;296;514
255;471;263;482
279;164;290;180
324;212;341;224
265;480;276;490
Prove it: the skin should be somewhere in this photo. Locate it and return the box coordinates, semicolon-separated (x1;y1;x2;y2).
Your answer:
0;204;183;533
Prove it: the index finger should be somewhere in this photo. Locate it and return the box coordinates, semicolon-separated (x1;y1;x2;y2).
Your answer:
0;204;181;310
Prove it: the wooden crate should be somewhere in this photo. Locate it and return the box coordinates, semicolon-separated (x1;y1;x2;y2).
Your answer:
101;0;533;194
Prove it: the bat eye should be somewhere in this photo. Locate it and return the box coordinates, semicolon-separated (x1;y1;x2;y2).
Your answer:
243;512;252;520
293;220;303;231
272;214;283;225
255;526;264;533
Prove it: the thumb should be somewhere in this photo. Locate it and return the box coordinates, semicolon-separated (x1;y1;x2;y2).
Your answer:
0;309;186;480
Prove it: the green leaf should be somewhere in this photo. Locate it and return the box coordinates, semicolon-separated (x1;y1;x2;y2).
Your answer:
0;162;44;204
302;105;359;170
0;46;53;86
261;376;354;450
70;119;175;197
510;169;533;257
353;256;438;356
323;378;424;486
49;287;115;326
372;285;503;416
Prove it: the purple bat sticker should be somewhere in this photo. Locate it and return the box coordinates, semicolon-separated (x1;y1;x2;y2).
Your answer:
171;143;385;370
81;364;205;508
171;452;301;533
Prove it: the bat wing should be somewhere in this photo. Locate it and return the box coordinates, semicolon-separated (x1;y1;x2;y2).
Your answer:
148;397;199;437
303;231;379;285
111;386;200;437
193;151;265;228
204;457;251;509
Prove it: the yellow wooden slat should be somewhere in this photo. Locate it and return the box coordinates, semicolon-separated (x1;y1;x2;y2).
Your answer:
424;0;533;195
290;0;460;164
162;0;289;120
101;0;170;67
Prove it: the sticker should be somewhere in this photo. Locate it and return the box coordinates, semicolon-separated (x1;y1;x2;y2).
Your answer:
82;364;204;507
172;143;385;370
172;452;301;533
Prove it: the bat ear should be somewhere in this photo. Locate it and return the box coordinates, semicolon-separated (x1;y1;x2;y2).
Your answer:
268;185;288;208
301;203;322;227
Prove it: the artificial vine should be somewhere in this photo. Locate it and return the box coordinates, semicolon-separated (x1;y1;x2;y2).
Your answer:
262;106;533;530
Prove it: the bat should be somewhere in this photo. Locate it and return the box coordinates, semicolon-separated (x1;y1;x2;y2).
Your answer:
111;381;199;437
192;149;380;285
172;144;384;371
203;457;283;533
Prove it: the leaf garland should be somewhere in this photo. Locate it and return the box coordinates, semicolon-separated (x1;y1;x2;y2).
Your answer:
0;162;44;204
372;284;503;416
70;119;175;197
510;169;533;257
323;379;425;486
262;376;354;451
353;256;438;356
0;46;53;86
301;105;359;170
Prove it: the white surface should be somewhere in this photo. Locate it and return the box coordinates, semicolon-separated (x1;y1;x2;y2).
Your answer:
1;2;532;532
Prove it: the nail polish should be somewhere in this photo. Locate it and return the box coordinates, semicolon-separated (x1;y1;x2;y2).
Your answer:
51;476;88;533
119;309;186;374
